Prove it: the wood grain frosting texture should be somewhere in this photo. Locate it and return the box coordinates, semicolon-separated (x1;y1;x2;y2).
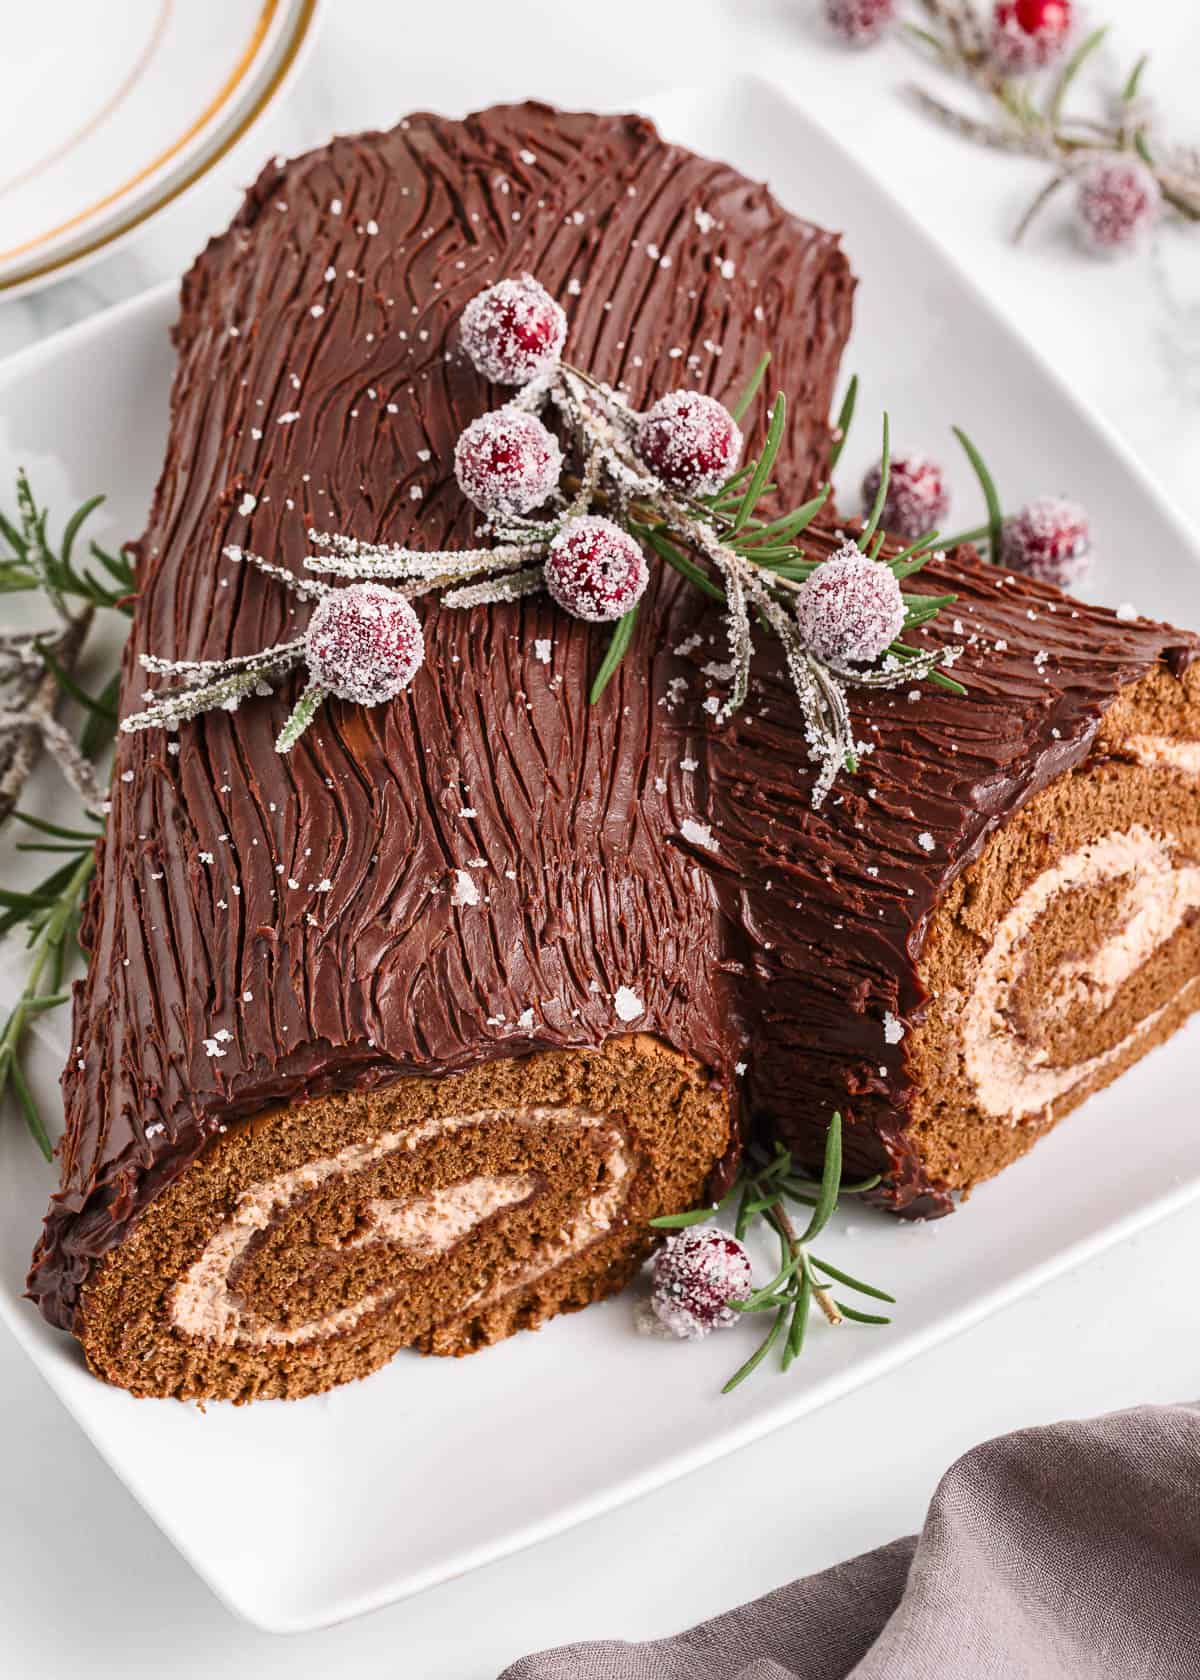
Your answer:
29;103;856;1330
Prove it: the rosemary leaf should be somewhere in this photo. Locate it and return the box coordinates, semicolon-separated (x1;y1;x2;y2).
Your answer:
828;373;859;470
886;532;940;575
835;1302;892;1326
1047;26;1108;127
860;415;891;545
10;1055;51;1161
80;669;122;760
730;351;772;423
734;1181;755;1240
733;394;787;536
12;812;100;842
903;21;948;57
0;885;57;910
953;426;1004;562
738;486;830;547
655;1113;896;1391
24;991;70;1013
589;605;639;703
737;1247;805;1310
274;682;328;753
937;522;991;550
36;645;117;719
1122;54;1150;103
781;1266;813;1372
58;495;106;572
650;1205;725;1229
640;526;725;603
808;1254;897;1303
15;842;92;855
796;1110;843;1244
721;1303;788;1394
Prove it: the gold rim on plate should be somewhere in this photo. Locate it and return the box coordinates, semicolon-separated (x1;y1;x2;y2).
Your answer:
0;0;318;294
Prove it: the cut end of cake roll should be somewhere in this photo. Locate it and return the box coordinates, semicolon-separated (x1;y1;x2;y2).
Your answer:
74;1038;730;1402
909;661;1200;1195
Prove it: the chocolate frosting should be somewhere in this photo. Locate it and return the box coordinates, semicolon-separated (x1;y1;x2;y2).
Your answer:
28;102;1199;1331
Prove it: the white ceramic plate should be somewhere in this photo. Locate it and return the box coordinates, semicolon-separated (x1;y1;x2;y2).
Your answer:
0;76;1198;1634
0;0;319;300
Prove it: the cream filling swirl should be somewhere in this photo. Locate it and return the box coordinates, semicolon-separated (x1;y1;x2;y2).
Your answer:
964;825;1200;1122
170;1106;629;1349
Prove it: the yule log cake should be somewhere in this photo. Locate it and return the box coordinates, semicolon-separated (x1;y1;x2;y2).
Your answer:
28;103;1200;1403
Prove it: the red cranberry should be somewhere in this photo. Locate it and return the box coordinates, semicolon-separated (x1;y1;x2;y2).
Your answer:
460;274;567;386
795;542;906;665
635;390;743;498
1075;157;1160;256
990;0;1072;72
454;408;563;518
1001;497;1092;589
861;453;950;542
650;1225;754;1340
544;516;649;623
305;583;424;705
823;0;896;47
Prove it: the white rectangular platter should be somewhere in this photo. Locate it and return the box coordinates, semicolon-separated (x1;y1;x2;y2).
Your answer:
1;76;1198;1633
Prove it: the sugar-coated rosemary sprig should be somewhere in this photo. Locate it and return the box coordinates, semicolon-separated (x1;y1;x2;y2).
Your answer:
904;5;1200;243
651;1113;895;1392
126;306;963;808
0;471;130;1155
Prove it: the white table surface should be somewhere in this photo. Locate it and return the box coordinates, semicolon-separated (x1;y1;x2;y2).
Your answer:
2;3;1198;1674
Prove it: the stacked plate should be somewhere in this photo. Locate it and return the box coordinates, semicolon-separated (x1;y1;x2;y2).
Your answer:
0;0;318;299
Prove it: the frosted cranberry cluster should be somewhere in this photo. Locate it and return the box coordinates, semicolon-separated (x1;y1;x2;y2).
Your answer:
855;446;1093;589
126;273;962;789
450;274;753;626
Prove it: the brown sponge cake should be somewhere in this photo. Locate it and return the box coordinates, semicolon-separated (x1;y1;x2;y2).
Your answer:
27;101;854;1398
718;551;1200;1212
908;660;1200;1197
78;1039;729;1402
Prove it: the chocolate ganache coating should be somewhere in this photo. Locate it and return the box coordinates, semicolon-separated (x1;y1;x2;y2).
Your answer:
28;102;857;1330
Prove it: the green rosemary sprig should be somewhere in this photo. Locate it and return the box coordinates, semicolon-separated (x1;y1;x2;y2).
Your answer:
0;471;130;1157
651;1113;895;1392
0;478;135;614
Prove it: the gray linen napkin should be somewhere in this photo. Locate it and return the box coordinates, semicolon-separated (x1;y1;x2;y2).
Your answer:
501;1404;1200;1680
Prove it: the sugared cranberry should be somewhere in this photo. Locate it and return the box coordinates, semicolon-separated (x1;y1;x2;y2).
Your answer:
990;1;1072;73
1075;156;1160;256
635;390;743;498
823;0;896;47
454;408;563;518
650;1225;754;1340
460;274;567;386
1001;497;1092;588
861;454;950;542
544;516;649;623
305;583;424;705
795;542;906;665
